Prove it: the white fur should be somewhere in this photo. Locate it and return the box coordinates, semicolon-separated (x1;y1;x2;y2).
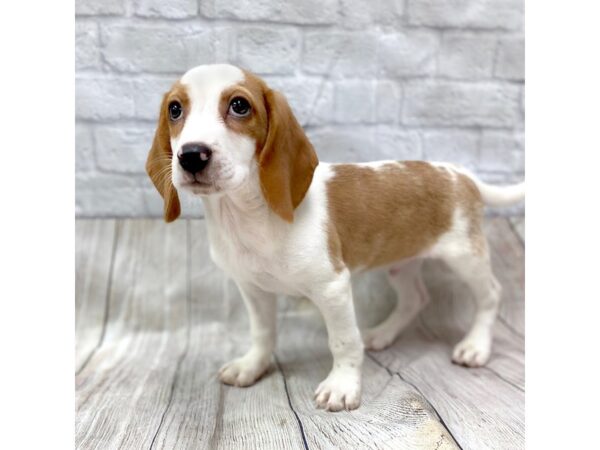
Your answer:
171;64;254;196
168;64;524;411
434;163;526;207
468;179;526;207
203;163;363;411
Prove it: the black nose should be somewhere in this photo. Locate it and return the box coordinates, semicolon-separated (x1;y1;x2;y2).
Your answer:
178;143;212;174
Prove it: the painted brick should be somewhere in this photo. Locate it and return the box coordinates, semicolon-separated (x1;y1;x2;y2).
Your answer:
304;81;335;127
403;81;521;127
76;124;95;171
235;27;300;75
141;185;166;217
141;179;204;218
200;0;339;24
422;130;480;168
307;126;420;162
101;24;221;73
520;86;525;118
334;80;375;124
76;75;176;122
75;22;101;70
76;172;146;216
265;77;329;126
303;31;377;76
76;0;125;16
75;0;524;218
95;124;155;174
133;0;197;18
307;127;376;162
495;36;524;80
377;31;439;77
375;128;422;160
132;77;179;121
76;76;136;120
479;130;524;172
375;81;402;123
439;32;496;79
408;0;523;30
339;0;405;29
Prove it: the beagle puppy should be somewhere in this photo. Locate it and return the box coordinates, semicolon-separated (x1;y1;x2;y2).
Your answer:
146;64;525;412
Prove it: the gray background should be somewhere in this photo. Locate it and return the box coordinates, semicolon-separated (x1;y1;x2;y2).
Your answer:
76;0;524;218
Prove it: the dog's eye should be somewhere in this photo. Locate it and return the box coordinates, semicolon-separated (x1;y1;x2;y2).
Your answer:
228;97;251;117
168;101;183;121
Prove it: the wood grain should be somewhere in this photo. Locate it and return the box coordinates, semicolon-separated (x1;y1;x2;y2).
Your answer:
150;220;305;450
509;216;525;245
484;218;525;337
76;220;188;449
75;219;116;373
277;314;459;449
368;217;525;449
75;217;525;449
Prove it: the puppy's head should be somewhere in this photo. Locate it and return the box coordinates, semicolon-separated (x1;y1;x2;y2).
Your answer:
146;64;319;223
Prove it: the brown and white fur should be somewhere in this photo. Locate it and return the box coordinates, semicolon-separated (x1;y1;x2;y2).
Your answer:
146;64;525;412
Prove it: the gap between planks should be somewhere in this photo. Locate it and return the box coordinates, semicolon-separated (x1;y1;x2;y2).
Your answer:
76;218;523;450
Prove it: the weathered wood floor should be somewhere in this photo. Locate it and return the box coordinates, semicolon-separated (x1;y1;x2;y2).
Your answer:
76;217;525;450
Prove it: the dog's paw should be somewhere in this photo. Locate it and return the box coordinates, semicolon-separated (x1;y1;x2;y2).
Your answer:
218;353;270;387
362;327;397;351
314;368;362;411
452;336;491;367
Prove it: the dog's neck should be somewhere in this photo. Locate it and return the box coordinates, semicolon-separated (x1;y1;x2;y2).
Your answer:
200;176;284;257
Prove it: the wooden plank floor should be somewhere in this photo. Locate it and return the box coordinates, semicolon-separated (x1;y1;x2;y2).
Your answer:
76;217;525;450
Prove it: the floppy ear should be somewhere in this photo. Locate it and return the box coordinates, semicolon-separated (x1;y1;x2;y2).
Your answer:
258;90;319;222
146;94;181;223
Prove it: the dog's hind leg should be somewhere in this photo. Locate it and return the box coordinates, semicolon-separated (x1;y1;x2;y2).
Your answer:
363;259;429;351
441;240;502;367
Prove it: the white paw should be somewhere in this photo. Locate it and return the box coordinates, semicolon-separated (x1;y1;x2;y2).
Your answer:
362;327;396;351
218;353;270;387
452;336;491;368
314;368;362;411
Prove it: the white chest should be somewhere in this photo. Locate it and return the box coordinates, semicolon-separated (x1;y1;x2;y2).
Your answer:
202;199;302;295
198;164;336;297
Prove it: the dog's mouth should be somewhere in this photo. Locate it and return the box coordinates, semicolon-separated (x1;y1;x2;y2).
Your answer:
179;178;222;195
182;179;214;190
187;179;212;187
177;165;237;195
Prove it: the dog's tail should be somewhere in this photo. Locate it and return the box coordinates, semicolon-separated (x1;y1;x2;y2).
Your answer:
460;169;525;207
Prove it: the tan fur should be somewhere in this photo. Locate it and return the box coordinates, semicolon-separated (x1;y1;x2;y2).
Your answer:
147;71;318;224
216;70;319;222
244;74;318;223
454;171;486;255
218;80;268;149
146;82;190;223
326;161;484;271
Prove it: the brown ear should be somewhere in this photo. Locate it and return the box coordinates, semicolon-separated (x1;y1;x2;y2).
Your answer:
146;94;181;223
259;90;319;222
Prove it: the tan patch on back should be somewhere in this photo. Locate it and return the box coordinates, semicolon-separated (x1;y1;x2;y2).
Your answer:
326;161;483;270
456;172;486;255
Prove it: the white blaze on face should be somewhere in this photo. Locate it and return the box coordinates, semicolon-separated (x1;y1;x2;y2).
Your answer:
173;64;244;153
171;64;257;194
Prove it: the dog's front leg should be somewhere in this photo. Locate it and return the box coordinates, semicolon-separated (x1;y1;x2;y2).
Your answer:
312;278;364;411
218;281;276;387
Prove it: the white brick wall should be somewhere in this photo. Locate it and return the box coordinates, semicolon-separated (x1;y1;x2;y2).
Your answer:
76;0;524;218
